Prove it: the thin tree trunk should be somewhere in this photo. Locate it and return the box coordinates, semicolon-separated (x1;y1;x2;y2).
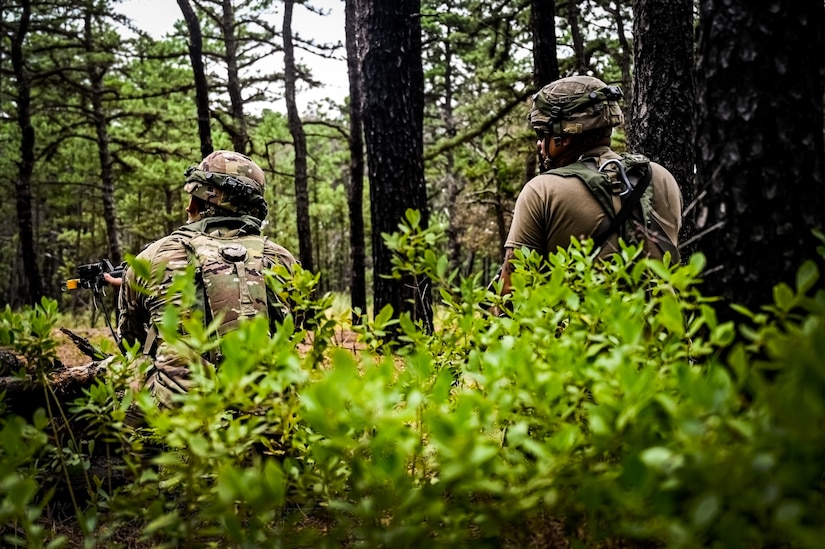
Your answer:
530;0;559;183
565;0;588;74
84;10;121;266
10;0;43;305
345;0;367;323
221;0;248;153
283;0;314;272
531;0;559;87
438;23;464;274
178;0;213;158
610;1;632;108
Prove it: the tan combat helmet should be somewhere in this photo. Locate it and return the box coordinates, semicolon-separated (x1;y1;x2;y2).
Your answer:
184;150;268;220
528;75;624;136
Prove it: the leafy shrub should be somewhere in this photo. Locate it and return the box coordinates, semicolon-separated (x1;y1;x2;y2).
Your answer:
1;218;824;548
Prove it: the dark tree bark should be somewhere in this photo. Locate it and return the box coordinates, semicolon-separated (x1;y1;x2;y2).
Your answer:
177;0;213;159
530;0;559;88
695;0;825;313
628;0;695;258
0;359;108;420
529;0;560;189
345;0;367;323
10;0;43;305
220;0;248;153
283;0;314;272
432;19;463;275
358;0;432;330
606;1;632;107
83;9;121;266
562;0;588;74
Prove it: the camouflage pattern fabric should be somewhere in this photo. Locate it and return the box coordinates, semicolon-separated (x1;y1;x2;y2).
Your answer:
184;150;268;220
528;75;624;136
116;215;296;409
185;232;270;338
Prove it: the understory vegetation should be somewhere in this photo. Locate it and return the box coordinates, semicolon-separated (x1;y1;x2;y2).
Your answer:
2;217;824;548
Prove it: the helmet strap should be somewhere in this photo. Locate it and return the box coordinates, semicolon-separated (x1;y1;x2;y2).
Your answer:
186;196;203;223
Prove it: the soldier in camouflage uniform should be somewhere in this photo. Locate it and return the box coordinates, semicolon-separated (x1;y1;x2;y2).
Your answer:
499;75;683;296
114;150;296;411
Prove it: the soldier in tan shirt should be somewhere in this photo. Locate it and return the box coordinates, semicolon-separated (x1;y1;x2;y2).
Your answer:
500;76;682;297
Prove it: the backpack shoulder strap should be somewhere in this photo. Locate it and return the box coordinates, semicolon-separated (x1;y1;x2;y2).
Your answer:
549;160;617;220
547;154;672;256
592;162;652;250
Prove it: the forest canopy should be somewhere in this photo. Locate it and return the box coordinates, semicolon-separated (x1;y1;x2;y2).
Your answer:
1;0;822;317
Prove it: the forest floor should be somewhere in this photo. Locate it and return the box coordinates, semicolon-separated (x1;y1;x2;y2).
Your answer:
52;325;365;367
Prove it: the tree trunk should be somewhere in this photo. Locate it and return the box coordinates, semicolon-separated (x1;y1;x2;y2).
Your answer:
609;1;633;108
695;0;825;314
628;0;695;258
563;0;588;74
358;0;432;331
84;10;121;266
10;0;43;306
530;0;559;87
221;0;248;153
530;0;560;186
177;0;213;159
283;0;314;272
437;22;464;274
345;0;367;323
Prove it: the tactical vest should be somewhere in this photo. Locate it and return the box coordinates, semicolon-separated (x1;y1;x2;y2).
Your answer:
183;232;270;338
549;153;679;261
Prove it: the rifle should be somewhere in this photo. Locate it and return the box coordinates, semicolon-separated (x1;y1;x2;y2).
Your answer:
63;259;124;293
63;259;126;354
59;327;111;361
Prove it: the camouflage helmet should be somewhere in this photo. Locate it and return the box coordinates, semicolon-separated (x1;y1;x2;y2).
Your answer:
528;75;624;136
183;150;268;220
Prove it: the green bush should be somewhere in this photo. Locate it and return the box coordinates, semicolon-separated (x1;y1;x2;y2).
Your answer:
1;218;824;548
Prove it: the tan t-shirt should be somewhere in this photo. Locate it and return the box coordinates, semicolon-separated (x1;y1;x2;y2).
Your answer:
505;146;682;259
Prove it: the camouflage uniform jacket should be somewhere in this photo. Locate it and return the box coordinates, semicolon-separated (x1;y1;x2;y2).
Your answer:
116;215;296;405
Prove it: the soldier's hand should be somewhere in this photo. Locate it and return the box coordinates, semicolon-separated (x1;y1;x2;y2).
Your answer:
103;272;122;287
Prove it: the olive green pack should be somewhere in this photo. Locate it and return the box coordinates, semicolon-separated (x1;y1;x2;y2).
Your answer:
549;153;679;261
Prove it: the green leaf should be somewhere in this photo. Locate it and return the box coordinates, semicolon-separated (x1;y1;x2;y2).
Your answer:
659;294;685;336
187;433;210;458
142;509;182;536
640;447;674;470
773;283;795;312
795;260;819;295
692;493;719;527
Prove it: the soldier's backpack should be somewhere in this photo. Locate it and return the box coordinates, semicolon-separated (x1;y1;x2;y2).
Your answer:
183;232;271;340
549;152;679;261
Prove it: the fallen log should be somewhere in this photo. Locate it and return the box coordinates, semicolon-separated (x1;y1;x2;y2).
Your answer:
0;355;107;419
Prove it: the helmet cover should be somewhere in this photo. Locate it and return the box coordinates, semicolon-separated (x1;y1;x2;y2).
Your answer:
528;75;624;136
184;150;267;219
